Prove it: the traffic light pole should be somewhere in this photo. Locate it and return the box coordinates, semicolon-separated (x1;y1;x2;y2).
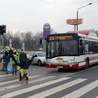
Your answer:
2;34;4;48
0;34;4;49
0;35;1;47
0;25;6;50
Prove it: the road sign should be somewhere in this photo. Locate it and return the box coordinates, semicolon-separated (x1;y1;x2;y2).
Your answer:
43;23;51;38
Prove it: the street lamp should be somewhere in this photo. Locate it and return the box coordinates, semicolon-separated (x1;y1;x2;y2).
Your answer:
21;33;25;51
76;3;92;30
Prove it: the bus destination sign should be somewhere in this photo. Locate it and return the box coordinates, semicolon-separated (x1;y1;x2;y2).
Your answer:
49;35;73;40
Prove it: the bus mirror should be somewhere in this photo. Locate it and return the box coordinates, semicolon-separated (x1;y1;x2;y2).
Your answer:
46;38;49;42
80;40;83;45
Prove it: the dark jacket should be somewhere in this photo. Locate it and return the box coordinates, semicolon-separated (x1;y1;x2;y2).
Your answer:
19;52;28;62
9;49;13;56
2;55;9;63
2;51;9;63
18;56;34;69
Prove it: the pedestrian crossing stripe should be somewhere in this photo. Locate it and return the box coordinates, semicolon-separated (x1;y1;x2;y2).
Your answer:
61;80;98;98
0;75;55;92
1;77;70;98
27;78;86;98
0;75;40;86
0;74;11;78
1;74;98;98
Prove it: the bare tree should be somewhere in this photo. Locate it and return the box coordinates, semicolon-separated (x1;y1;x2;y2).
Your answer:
3;30;43;51
12;33;21;49
23;32;34;50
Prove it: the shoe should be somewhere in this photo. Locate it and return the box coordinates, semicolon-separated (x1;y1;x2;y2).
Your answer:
19;77;21;81
26;76;29;81
12;73;14;75
1;69;4;71
26;81;28;84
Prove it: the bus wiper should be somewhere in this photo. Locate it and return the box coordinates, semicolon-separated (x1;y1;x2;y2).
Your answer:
63;51;69;56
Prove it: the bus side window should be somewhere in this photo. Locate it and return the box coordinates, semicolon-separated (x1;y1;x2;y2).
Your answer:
85;44;89;52
79;39;84;55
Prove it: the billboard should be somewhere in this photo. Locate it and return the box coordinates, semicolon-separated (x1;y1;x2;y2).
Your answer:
66;19;83;25
43;23;51;38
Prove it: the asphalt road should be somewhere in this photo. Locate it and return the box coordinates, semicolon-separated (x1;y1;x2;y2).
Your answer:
0;64;98;98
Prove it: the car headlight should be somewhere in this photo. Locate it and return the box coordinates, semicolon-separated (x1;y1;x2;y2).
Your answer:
41;59;46;62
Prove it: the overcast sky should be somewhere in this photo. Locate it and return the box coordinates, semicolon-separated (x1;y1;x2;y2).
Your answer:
0;0;97;34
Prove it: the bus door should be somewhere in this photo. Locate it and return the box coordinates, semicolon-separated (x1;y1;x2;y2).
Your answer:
79;39;87;62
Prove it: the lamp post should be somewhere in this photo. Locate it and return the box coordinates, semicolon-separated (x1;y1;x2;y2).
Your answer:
21;33;25;51
76;3;92;31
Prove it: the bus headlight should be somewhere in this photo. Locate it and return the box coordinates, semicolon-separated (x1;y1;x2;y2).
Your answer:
70;64;72;67
46;59;52;63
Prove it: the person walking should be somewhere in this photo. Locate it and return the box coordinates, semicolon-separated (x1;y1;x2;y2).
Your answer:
19;49;28;62
2;51;9;73
10;51;19;75
16;50;19;57
9;49;18;65
9;48;13;57
0;51;4;59
18;49;28;82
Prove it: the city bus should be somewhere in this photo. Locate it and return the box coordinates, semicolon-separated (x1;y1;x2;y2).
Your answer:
46;30;98;70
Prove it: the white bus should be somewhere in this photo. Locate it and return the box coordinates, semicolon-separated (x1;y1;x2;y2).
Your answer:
46;30;98;70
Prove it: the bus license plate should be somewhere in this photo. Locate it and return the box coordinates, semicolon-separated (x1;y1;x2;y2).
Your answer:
58;66;63;68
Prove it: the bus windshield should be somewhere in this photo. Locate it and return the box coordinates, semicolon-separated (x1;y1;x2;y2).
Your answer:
46;40;78;57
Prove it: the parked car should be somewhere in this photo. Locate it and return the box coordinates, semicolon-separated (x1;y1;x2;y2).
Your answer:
27;51;46;66
27;51;34;60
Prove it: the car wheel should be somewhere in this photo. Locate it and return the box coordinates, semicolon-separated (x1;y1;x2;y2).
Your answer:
38;60;42;66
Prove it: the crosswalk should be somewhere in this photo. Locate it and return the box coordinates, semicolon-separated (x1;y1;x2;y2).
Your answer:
0;73;98;98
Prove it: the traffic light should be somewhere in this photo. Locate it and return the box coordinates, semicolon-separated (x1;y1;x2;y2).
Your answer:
40;38;42;45
0;25;6;34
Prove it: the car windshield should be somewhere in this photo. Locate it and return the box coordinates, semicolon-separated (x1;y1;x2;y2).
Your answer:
37;52;46;57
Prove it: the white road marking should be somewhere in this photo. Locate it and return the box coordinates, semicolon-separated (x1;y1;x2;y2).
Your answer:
62;80;98;98
0;75;40;86
0;76;55;92
0;74;12;78
27;78;86;98
1;77;70;98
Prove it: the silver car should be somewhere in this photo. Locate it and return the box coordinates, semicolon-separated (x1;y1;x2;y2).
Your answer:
27;51;46;66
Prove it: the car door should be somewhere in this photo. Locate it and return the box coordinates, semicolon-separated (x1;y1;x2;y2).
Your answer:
29;52;35;64
33;53;38;64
